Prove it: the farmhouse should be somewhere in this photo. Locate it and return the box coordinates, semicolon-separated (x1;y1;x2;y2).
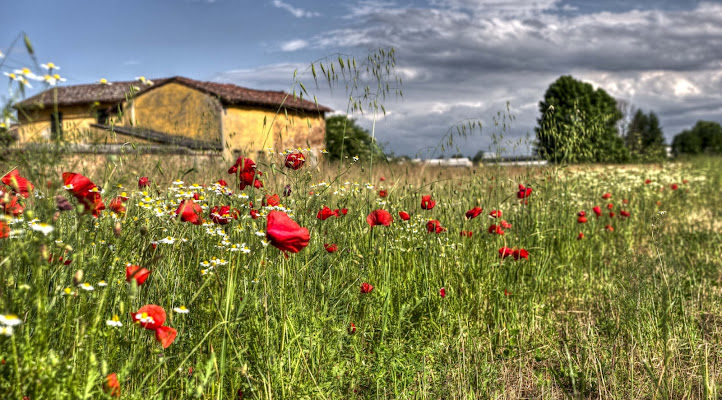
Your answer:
12;76;331;156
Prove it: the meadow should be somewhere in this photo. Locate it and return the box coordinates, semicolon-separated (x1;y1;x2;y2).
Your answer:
0;148;720;399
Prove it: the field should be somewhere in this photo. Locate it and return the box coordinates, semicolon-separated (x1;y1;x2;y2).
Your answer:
0;150;721;399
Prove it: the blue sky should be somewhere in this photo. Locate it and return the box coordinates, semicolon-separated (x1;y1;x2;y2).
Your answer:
2;0;721;157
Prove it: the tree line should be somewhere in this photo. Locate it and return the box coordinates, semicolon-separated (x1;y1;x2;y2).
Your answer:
534;75;722;163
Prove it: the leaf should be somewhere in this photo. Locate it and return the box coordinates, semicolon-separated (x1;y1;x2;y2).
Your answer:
23;34;34;55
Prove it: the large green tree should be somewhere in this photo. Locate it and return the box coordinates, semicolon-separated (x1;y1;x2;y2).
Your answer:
672;120;722;156
535;75;628;163
325;115;384;161
625;109;666;161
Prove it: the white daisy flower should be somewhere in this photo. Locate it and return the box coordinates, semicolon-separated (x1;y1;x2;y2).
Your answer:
0;314;22;326
79;283;95;291
173;306;189;314
106;315;123;327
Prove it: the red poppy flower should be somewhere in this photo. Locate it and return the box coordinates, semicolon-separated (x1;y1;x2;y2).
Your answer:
593;206;602;217
609;212;615;218
109;197;127;214
126;265;151;285
498;247;514;259
517;184;532;199
0;221;9;239
439;287;446;298
620;210;630;217
398;211;410;221
602;193;612;199
380;176;386;181
348;323;356;334
500;220;512;229
2;169;34;198
645;179;652;184
266;210;310;254
460;230;473;237
250;209;259;219
263;194;280;207
62;173;106;218
283;184;292;197
577;232;584;240
228;156;263;189
324;243;338;253
154;326;178;348
138;177;150;189
426;220;445;233
192;192;200;201
104;373;121;398
488;224;504;235
210;205;237;224
284;152;306;170
465;207;483;219
175;199;203;225
132;305;166;330
671;183;679;190
578;211;586;217
0;194;24;216
360;282;374;293
504;289;512;296
607;203;613;210
378;190;388;198
512;249;529;260
317;206;338;220
420;195;436;210
489;210;502;218
339;208;348;216
216;179;228;187
367;209;393;227
623;199;628;204
577;216;588;223
605;225;614;232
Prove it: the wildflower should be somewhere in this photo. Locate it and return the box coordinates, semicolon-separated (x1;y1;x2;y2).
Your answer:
227;156;263;190
0;195;24;216
98;280;108;287
607;203;614;210
79;282;95;291
609;211;616;218
605;225;614;232
0;327;13;336
398;211;410;221
104;373;121;398
266;210;310;254
460;230;473;237
98;78;112;85
30;222;54;236
439;287;446;298
517;184;532;199
109;197;127;214
250;209;259;219
283;184;292;197
135;76;153;85
55;195;73;211
0;314;21;326
488;224;504;235
210;205;237;225
41;62;60;70
262;194;280;207
284;152;306;170
133;305;166;330
498;247;514;259
378;189;388;198
62;172;106;217
465;207;483;219
175;199;203;225
620;210;630;217
577;232;584;240
489;210;502;218
126;265;151;285
154;326;177;349
671;183;679;190
500;220;512;229
366;209;393;227
645;179;652;184
324;243;338;253
317;206;338;220
426;220;446;234
420;195;436;210
138;177;150;189
360;282;374;293
602;193;612;199
2;169;34;198
173;306;190;314
577;215;588;223
593;206;602;217
106;315;123;327
348;322;356;334
512;249;529;260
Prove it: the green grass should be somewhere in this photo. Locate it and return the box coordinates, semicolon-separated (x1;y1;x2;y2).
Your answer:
0;154;721;399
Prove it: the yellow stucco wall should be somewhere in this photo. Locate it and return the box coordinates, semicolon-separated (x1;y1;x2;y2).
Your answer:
129;82;222;143
222;106;325;156
15;103;122;144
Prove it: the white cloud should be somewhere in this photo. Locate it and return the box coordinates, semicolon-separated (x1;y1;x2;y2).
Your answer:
281;39;309;52
271;0;320;18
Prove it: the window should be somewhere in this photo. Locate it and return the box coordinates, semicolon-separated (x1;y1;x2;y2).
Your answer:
51;112;63;140
97;109;110;125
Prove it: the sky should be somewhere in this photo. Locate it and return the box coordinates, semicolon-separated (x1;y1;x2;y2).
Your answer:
2;0;721;157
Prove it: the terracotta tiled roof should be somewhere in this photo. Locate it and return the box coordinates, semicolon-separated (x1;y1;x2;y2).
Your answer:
14;76;332;113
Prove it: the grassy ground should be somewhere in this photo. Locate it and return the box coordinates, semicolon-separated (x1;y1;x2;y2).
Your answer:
0;150;721;399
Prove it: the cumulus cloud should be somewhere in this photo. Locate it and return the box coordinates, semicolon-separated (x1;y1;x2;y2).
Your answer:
281;39;309;52
271;0;320;18
219;1;722;156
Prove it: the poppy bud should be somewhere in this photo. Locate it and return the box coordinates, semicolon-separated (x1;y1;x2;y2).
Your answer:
72;269;84;287
52;211;60;223
283;185;292;197
113;221;122;237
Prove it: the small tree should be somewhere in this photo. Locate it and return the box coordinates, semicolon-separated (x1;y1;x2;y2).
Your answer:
535;75;628;163
324;115;384;161
626;109;666;161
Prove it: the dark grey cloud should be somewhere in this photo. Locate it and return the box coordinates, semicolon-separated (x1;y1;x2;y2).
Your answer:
216;1;722;157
